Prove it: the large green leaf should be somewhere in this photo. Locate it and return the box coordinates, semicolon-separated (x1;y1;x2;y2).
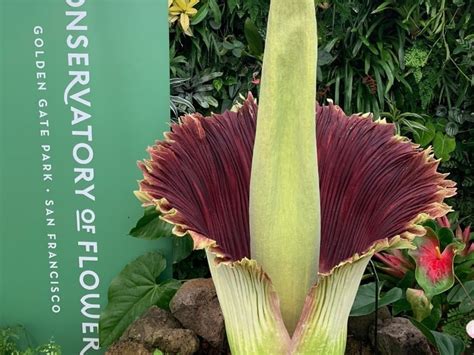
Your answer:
350;282;403;316
129;207;173;240
433;132;456;161
318;48;335;66
421;300;442;330
416;121;436;147
244;19;264;57
438;227;455;249
207;0;222;28
410;318;465;355
190;4;208;25
170;235;194;264
447;280;474;312
447;280;474;303
99;252;181;347
454;253;474;281
431;331;465;355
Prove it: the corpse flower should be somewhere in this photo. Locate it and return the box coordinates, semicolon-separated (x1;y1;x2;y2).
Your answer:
137;1;455;353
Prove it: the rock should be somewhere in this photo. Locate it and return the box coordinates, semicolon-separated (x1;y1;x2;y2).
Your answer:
170;278;225;349
370;317;432;355
147;328;200;354
348;307;391;341
106;340;151;355
121;306;182;344
345;336;373;355
119;306;200;355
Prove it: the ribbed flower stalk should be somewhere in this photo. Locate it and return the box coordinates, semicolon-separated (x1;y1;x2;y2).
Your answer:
250;0;320;333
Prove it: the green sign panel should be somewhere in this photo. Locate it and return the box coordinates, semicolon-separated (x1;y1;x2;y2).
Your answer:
0;0;170;353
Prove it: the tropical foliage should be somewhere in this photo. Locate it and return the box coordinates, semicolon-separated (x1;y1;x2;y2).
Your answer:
373;215;473;352
0;326;61;355
99;208;194;348
169;0;474;224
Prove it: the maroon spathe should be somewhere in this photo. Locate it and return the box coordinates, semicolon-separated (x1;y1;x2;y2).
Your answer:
139;95;455;273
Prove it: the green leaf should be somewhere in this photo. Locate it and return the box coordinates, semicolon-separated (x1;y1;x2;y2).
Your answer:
371;1;394;14
227;0;238;12
190;4;208;25
129;207;173;240
421;301;442;330
416;121;436;147
409;317;464;354
409;317;436;344
373;67;384;107
351;38;363;58
447;280;474;304
344;63;353;113
438;227;455;249
196;71;223;85
364;56;370;74
410;318;464;355
378;60;394;94
445;122;459;137
350;282;403;316
455;253;474;280
170;235;194;264
431;331;465;355
232;48;243;58
400;118;428;134
318;48;335;66
223;41;235;50
433;132;456;161
153;350;164;355
459;297;474;313
213;78;223;92
424;219;439;232
397;269;416;289
392;297;411;315
208;0;222;27
99;252;181;347
244;19;264;56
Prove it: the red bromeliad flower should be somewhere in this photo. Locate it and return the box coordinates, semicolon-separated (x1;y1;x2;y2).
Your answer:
374;249;415;279
436;216;473;256
456;224;473;256
436;215;451;228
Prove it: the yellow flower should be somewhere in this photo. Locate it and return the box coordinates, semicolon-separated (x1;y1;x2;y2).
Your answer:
169;0;199;36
